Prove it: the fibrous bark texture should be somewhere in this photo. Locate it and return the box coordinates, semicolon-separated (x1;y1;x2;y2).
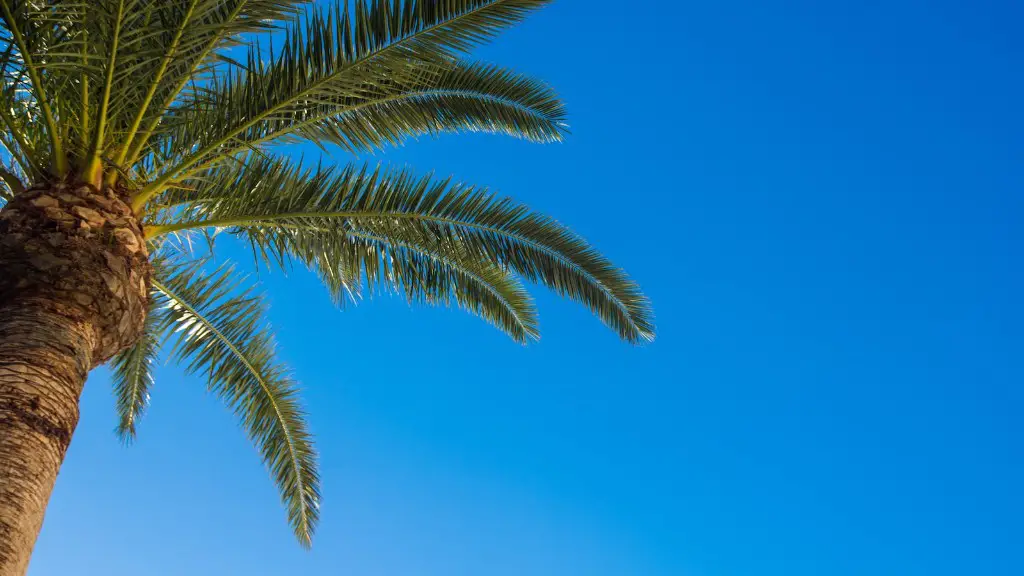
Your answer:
0;182;150;575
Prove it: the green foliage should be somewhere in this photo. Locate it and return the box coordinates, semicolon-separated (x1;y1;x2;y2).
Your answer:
143;0;558;198
154;257;320;546
0;0;654;547
110;300;163;443
156;156;653;342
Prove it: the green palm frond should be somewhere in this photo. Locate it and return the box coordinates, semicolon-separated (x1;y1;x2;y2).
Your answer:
151;156;654;343
110;298;163;443
136;0;553;202
0;0;72;171
172;59;565;166
83;0;306;176
153;257;320;546
0;38;51;176
152;170;540;342
293;61;567;154
0;0;558;193
309;225;541;342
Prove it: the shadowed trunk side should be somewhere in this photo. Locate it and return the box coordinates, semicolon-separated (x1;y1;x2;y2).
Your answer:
0;183;150;575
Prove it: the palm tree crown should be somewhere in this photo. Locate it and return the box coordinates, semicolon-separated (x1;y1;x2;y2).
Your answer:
0;0;654;547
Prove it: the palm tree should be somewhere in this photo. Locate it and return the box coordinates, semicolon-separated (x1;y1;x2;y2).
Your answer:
0;0;654;572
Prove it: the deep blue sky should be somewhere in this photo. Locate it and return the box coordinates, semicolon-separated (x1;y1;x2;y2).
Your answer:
29;1;1024;574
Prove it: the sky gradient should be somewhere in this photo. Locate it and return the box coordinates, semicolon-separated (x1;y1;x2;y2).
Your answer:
28;1;1024;575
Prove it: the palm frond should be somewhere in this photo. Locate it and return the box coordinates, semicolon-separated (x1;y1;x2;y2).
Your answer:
287;60;566;154
292;222;541;342
171;59;566;170
0;32;54;176
152;156;655;343
153;256;320;546
85;0;131;181
135;0;553;203
0;0;71;171
110;298;163;443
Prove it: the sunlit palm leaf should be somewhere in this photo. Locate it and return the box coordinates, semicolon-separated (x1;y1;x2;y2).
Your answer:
139;0;553;196
154;156;654;343
153;257;320;546
295;222;541;342
294;61;567;153
173;59;566;167
110;299;163;443
118;0;309;165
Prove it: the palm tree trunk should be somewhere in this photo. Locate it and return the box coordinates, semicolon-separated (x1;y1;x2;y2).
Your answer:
0;182;150;575
0;307;92;575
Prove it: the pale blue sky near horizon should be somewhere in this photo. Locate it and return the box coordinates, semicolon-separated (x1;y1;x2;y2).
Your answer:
28;1;1024;575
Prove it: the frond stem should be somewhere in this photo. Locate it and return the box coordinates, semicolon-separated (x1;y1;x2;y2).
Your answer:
115;0;200;170
0;0;67;173
86;0;125;186
123;0;255;168
80;27;90;153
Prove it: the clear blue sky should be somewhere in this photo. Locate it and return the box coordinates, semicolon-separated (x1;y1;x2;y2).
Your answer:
29;1;1024;574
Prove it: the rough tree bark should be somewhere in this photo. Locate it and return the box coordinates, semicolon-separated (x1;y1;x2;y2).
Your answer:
0;181;150;575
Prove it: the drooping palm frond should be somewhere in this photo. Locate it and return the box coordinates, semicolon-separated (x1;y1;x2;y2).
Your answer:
110;299;164;443
153;257;320;546
314;226;541;342
151;170;541;342
150;156;655;343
